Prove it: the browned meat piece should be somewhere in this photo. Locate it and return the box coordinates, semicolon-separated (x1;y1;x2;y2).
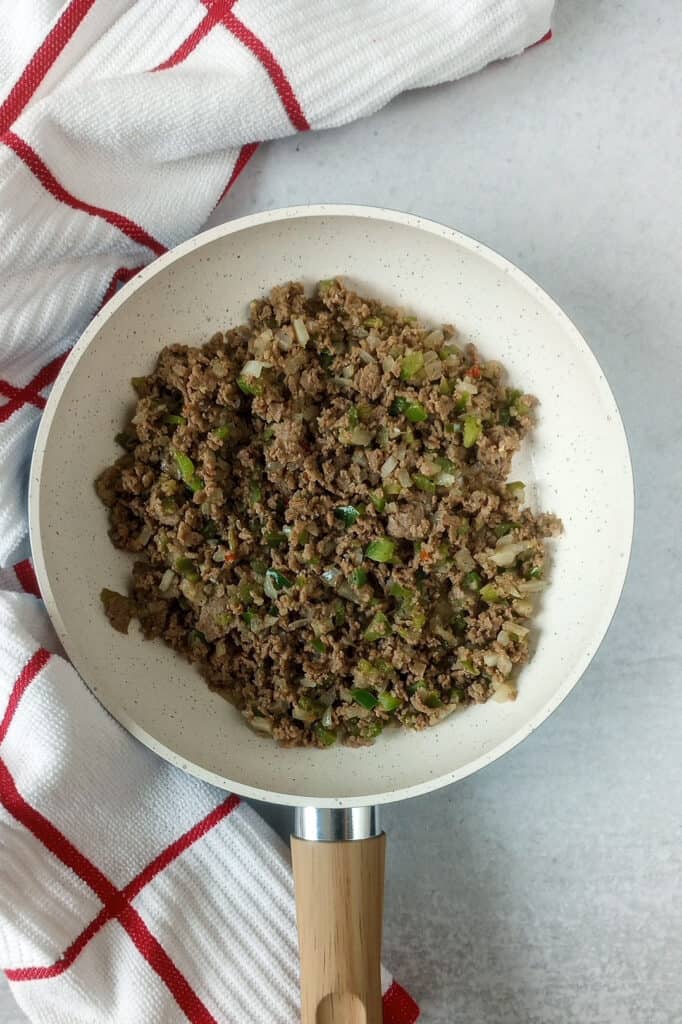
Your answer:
100;588;134;634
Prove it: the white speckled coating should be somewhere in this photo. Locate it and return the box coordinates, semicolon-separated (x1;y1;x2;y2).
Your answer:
29;206;633;807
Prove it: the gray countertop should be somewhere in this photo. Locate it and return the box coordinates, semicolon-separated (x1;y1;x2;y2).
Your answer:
3;1;681;1021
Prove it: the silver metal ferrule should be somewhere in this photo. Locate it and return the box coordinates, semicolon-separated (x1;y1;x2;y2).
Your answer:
294;806;381;842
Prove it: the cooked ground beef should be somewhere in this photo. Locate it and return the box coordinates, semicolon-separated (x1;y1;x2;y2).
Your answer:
97;280;561;748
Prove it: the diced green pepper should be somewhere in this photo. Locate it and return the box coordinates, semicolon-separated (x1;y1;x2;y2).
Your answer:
237;376;262;396
383;480;402;496
463;570;482;592
175;557;199;582
352;568;369;587
378;691;402;712
364;611;391;641
213;424;231;441
405;401;428;423
351;688;379;710
454;393;470;413
164;414;186;426
423;692;443;709
369;490;386;513
364;316;383;329
310;636;327;654
389;396;408;416
480;583;502;604
334;505;361;527
400;351;424;381
494;522;519;538
506;481;525;496
413;474;436;495
387;581;414;604
462;415;482;448
314;724;337;746
265;568;292;591
365;538;396;563
173;451;203;493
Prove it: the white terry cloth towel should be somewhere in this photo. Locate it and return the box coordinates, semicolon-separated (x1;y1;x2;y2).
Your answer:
0;2;553;1020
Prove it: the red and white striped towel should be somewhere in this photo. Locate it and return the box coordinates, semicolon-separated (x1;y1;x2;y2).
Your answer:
0;2;553;1020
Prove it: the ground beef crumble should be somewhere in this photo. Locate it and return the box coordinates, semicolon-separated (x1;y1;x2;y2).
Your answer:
97;279;561;748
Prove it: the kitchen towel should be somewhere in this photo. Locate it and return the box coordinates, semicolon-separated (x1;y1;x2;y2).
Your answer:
0;2;553;1020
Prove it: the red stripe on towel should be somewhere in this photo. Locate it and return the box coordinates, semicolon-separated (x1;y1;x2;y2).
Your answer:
0;649;51;744
0;0;96;135
13;560;41;598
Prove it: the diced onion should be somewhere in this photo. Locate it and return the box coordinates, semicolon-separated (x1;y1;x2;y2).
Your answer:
136;523;153;548
503;620;529;638
276;329;293;352
424;329;445;348
349;425;372;445
241;359;270;379
159;568;175;592
483;652;513;676
357;349;376;365
292;319;309;346
381;454;398;479
489;541;530;567
517;579;547;594
337;582;362;605
292;704;319;723
248;716;273;734
492;681;517;702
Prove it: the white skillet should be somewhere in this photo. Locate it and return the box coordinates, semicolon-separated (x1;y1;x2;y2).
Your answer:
29;206;633;1022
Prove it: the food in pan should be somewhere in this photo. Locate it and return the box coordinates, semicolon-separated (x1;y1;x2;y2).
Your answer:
97;280;560;747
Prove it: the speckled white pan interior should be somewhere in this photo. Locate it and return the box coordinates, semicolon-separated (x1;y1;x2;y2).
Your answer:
29;206;633;807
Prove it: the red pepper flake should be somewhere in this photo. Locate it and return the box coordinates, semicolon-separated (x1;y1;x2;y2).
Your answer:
469;365;481;379
224;552;238;564
419;548;432;563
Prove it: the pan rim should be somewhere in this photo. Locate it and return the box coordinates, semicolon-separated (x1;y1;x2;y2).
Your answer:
29;204;635;808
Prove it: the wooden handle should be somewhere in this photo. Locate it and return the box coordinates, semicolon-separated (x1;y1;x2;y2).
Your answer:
291;833;386;1024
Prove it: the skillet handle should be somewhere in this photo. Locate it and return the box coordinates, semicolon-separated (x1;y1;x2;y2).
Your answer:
291;808;385;1024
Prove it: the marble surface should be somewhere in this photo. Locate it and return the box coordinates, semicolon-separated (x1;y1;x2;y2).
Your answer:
3;0;681;1021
